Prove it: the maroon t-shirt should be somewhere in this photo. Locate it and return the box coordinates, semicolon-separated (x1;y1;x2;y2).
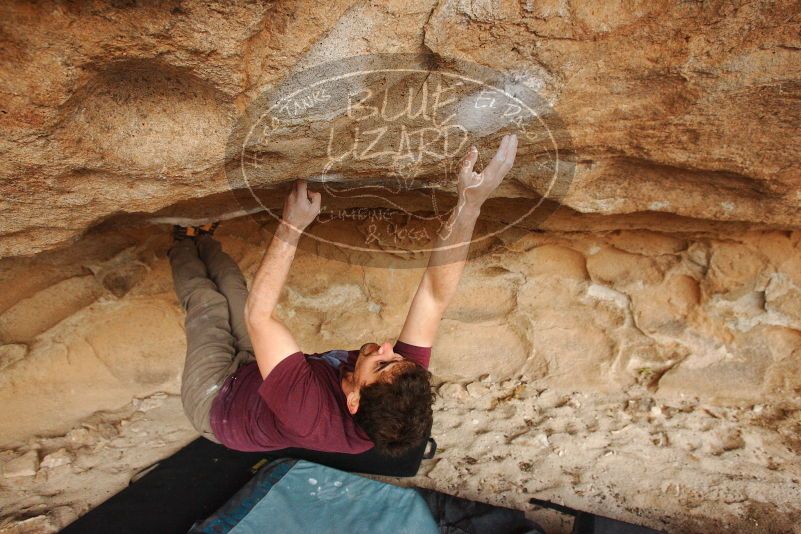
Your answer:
208;340;431;453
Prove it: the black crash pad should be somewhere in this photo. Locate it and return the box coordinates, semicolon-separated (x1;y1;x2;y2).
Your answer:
62;436;432;534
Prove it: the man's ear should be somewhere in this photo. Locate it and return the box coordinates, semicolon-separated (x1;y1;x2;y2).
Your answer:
346;390;360;415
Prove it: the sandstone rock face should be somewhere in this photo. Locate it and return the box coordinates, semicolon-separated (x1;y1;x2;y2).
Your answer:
1;2;801;532
2;220;800;445
1;0;800;257
2;450;38;478
1;221;800;532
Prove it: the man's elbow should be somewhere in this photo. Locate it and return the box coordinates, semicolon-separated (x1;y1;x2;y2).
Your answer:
244;300;275;329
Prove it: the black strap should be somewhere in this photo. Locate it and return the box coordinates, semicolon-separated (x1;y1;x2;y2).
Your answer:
422;437;437;459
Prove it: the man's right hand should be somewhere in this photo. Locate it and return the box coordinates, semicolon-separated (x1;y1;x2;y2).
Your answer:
281;179;321;231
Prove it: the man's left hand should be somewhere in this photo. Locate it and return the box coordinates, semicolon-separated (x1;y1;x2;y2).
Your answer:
457;134;518;210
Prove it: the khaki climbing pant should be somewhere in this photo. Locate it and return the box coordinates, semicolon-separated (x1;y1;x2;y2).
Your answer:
168;235;255;443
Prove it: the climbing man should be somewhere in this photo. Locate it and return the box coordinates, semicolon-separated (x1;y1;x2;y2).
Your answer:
168;134;518;457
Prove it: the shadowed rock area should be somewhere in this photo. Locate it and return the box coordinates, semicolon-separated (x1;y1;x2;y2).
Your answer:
1;1;800;533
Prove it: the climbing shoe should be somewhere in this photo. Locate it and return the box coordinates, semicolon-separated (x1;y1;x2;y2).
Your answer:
172;222;220;241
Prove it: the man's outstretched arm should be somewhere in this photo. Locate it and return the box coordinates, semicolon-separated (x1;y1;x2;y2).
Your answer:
245;180;321;379
398;134;518;348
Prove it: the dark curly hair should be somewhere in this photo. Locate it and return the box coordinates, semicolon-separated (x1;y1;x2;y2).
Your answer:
353;362;434;457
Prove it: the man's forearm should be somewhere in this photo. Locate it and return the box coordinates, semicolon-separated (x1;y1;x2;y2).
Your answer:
399;137;515;347
246;222;300;320
422;202;481;305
